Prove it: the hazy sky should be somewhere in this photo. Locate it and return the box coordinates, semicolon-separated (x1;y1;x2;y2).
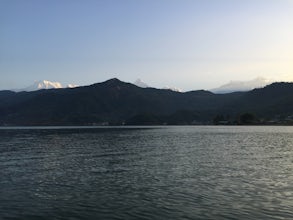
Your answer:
1;0;292;91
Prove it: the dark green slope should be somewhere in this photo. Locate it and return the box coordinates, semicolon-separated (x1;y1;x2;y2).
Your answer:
0;79;227;125
234;82;293;118
0;79;292;125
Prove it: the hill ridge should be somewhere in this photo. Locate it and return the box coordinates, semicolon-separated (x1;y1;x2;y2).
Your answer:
0;79;293;125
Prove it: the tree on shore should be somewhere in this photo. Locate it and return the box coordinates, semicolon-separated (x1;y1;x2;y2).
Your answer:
238;113;258;125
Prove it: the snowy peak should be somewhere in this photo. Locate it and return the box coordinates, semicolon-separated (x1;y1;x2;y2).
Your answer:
133;79;183;92
134;79;149;88
67;84;79;88
163;86;183;92
211;77;273;94
17;80;78;92
35;80;62;90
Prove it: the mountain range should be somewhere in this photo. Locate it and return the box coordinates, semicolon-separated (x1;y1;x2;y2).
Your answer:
15;80;78;92
16;79;183;93
1;78;293;126
13;77;272;93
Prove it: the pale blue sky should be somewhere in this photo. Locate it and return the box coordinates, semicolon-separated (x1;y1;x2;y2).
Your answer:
1;0;292;90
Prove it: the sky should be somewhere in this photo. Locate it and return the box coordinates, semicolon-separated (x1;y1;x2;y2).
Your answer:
1;0;293;91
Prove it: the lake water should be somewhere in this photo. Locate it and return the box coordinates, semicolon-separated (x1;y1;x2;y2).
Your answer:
0;126;292;220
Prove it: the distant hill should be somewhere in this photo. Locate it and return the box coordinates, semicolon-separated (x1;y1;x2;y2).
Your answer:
0;78;293;125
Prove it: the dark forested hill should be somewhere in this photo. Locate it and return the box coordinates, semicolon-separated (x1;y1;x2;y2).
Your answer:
0;79;293;125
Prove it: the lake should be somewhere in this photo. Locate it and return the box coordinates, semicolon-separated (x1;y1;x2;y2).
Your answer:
0;126;292;220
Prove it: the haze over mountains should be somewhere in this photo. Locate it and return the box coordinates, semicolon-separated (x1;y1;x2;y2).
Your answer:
1;78;293;126
211;77;273;94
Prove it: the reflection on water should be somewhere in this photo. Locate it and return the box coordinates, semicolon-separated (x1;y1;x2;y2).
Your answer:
0;126;293;220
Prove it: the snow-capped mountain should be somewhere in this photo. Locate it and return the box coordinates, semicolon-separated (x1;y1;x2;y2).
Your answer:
133;79;183;92
134;79;149;88
67;84;79;88
210;77;273;94
163;86;183;92
17;80;78;92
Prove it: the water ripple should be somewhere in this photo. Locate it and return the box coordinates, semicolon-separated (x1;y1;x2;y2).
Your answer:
0;126;293;219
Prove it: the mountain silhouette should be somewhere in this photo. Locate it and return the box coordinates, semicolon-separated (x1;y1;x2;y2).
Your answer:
0;79;293;125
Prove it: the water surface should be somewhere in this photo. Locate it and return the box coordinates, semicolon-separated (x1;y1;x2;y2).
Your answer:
0;126;292;219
